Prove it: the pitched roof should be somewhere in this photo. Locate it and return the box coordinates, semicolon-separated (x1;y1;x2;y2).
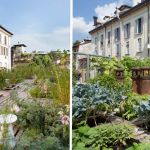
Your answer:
12;44;27;48
0;25;13;35
89;0;150;34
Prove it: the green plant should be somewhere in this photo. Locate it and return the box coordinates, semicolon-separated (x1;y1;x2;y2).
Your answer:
0;70;7;89
135;97;150;128
15;129;67;150
73;123;134;150
73;83;113;125
73;83;127;125
29;85;51;98
126;143;150;150
91;57;121;75
119;93;149;120
15;100;69;148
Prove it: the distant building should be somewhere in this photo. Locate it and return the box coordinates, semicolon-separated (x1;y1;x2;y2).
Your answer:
0;25;13;70
89;0;150;59
11;43;27;62
73;39;96;82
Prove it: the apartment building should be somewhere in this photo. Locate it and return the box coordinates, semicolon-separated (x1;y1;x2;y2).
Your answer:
0;25;13;69
89;0;150;59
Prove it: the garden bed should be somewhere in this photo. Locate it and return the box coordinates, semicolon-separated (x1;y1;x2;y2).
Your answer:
73;56;150;150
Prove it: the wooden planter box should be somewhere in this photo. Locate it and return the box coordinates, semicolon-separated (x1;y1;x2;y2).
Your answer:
140;67;150;95
115;69;124;81
132;68;141;94
132;67;150;95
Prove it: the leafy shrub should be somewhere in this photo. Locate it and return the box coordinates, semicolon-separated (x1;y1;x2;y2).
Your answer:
15;129;67;150
136;97;150;128
29;86;51;98
0;70;7;89
126;143;150;150
73;123;134;150
16;101;69;148
119;93;149;120
73;83;127;122
91;57;121;75
73;83;113;120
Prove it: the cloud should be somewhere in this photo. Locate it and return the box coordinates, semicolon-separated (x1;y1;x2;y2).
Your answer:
95;0;131;21
12;27;70;52
73;17;93;33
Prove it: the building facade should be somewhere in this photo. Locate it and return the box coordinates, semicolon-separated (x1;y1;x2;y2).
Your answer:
89;0;150;59
0;25;13;70
11;44;27;62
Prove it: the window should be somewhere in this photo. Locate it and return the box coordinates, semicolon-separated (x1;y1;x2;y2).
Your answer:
95;37;98;45
0;46;7;55
100;34;104;47
116;44;120;56
95;37;98;51
124;23;130;39
108;31;111;45
4;36;7;45
3;47;8;56
0;34;1;43
0;62;2;67
6;48;8;56
115;28;120;42
1;47;4;55
0;46;1;55
137;38;142;52
135;18;143;34
126;42;129;55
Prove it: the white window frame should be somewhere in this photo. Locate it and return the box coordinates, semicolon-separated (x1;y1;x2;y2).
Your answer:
107;31;111;45
114;27;120;42
124;23;130;39
100;34;104;47
137;38;142;52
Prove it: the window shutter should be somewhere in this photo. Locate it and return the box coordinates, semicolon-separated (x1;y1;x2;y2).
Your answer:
135;19;137;34
128;23;130;38
141;17;143;33
124;25;126;39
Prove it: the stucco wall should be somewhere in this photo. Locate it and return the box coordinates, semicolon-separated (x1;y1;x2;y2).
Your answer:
90;5;150;59
0;28;12;70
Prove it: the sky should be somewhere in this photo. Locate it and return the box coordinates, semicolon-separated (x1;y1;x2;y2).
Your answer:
0;0;70;52
73;0;132;41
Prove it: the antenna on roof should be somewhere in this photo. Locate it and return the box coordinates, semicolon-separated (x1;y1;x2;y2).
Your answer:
114;0;120;19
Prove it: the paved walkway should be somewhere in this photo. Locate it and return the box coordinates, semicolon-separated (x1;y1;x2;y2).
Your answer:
0;79;34;106
15;79;34;100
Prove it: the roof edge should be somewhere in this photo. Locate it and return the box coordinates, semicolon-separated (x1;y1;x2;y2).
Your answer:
0;25;13;35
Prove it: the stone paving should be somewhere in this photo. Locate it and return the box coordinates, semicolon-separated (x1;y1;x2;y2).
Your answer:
0;79;34;106
0;91;10;105
15;79;34;100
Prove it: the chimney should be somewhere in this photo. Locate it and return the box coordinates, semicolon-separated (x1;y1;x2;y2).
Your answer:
133;0;144;6
93;16;98;26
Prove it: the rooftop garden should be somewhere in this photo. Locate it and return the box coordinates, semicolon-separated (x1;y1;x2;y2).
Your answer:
73;56;150;150
0;51;70;150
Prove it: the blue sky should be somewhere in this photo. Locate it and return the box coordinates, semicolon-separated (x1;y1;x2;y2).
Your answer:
0;0;70;52
73;0;132;41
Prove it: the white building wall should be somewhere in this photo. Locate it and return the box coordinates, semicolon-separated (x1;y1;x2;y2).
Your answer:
0;29;12;70
90;5;150;59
